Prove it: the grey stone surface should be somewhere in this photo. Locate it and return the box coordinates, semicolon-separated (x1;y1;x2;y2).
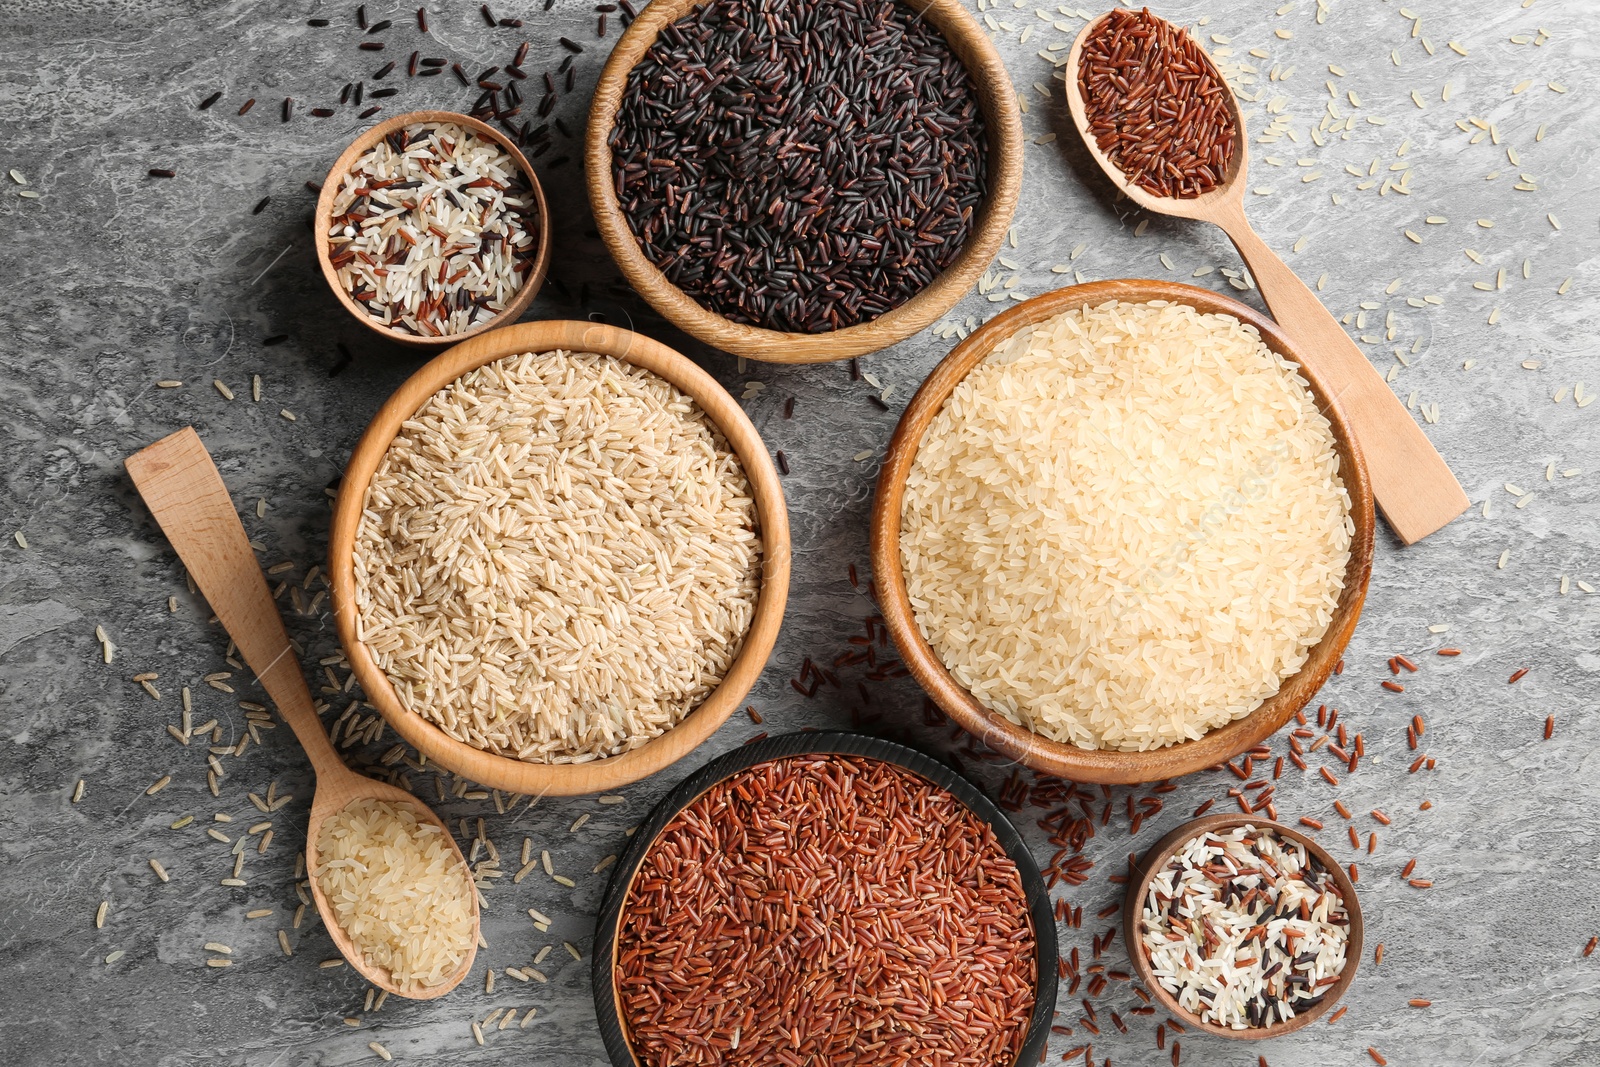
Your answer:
1;0;1597;1063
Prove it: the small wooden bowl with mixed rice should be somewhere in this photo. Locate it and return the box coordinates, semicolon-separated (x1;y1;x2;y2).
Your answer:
329;320;790;795
314;110;551;348
870;279;1375;784
1123;814;1362;1038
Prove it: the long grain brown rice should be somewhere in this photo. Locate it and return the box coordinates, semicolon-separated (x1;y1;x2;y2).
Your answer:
354;350;762;763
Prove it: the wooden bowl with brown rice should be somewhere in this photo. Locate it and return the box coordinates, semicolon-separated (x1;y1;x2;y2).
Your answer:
329;320;790;795
870;279;1375;784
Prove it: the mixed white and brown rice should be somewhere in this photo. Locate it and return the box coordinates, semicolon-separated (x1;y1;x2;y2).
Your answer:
1140;824;1351;1029
326;121;540;337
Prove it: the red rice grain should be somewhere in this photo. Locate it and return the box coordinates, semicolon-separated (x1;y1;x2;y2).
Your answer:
1076;8;1237;199
614;754;1036;1066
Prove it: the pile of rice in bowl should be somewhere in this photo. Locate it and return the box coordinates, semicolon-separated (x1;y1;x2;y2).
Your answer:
1138;823;1352;1028
353;350;762;763
901;299;1353;751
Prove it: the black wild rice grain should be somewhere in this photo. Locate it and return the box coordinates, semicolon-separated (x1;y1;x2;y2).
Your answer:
408;51;421;76
481;3;497;26
357;3;367;28
308;17;330;25
421;56;447;66
452;62;470;85
199;90;222;110
514;42;529;66
370;87;399;97
564;66;575;91
499;17;522;26
368;18;392;32
360;105;382;118
598;12;607;34
558;54;573;73
282;97;294;121
545;0;555;9
360;40;385;50
148;168;176;178
354;82;364;104
239;97;256;114
311;107;336;116
418;67;442;76
776;449;789;475
252;196;272;214
340;83;352;104
305;179;323;192
373;61;395;78
555;117;571;137
417;6;428;31
608;0;987;333
558;35;583;52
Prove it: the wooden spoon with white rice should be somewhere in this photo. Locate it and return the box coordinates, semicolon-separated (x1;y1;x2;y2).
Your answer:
127;427;478;999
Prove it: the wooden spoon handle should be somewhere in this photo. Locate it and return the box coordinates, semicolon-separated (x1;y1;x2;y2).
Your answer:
1213;205;1469;544
125;427;347;780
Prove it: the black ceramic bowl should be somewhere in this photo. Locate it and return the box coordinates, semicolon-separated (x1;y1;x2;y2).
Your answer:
590;730;1058;1067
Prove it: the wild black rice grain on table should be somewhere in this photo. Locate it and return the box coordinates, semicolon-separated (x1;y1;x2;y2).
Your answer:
608;0;988;333
614;753;1035;1066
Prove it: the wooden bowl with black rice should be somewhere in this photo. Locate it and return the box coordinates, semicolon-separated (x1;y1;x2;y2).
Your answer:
585;0;1024;364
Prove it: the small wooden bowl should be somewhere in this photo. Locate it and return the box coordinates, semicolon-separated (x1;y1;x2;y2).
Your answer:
314;110;552;349
584;0;1024;364
591;731;1058;1067
870;279;1376;784
1123;814;1363;1038
328;320;791;795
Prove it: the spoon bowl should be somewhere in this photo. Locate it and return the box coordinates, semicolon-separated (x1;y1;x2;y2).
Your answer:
1063;13;1250;221
1062;9;1467;545
126;427;479;999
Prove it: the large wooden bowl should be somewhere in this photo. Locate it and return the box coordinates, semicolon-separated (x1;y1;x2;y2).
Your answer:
869;279;1375;784
584;0;1024;364
314;110;552;349
328;321;791;795
1123;814;1363;1038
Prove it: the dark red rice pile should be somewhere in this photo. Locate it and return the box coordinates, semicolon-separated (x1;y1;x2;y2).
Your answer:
614;754;1035;1066
608;0;989;333
1076;7;1238;199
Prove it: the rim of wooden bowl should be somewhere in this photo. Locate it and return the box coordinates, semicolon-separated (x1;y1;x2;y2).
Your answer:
868;279;1376;785
313;110;552;349
583;0;1024;364
1121;814;1364;1039
327;320;792;796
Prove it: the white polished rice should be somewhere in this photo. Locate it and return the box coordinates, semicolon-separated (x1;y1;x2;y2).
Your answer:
314;799;475;993
354;350;761;763
901;300;1351;751
1140;825;1350;1028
